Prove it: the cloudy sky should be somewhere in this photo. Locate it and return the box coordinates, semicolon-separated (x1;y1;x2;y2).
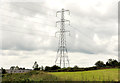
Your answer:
0;0;118;69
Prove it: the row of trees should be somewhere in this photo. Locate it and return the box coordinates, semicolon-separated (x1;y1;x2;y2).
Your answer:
32;61;60;71
10;66;25;70
95;59;119;68
1;59;119;74
44;65;98;72
32;59;120;72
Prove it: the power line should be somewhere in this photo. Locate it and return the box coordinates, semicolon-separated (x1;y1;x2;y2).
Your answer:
12;3;56;13
0;14;55;28
0;25;55;37
68;13;95;32
0;18;96;54
69;25;93;39
0;9;56;27
66;23;97;53
0;8;58;23
0;28;55;38
0;14;94;42
69;25;94;44
0;4;57;19
68;26;98;54
0;5;97;54
0;23;54;33
0;7;57;20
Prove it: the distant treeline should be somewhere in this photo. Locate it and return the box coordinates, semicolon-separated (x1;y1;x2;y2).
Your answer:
1;59;120;73
43;59;120;72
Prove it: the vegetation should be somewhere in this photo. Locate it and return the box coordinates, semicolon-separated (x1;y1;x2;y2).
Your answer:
32;61;40;70
106;59;119;67
1;67;6;74
2;68;119;82
50;68;118;81
45;65;61;71
10;66;25;70
42;59;120;72
6;59;120;72
95;60;105;67
1;59;120;82
2;71;60;82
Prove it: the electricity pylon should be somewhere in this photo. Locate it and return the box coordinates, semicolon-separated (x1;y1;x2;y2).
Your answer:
55;8;70;68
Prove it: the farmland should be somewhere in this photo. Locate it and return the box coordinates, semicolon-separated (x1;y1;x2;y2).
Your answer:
2;68;119;82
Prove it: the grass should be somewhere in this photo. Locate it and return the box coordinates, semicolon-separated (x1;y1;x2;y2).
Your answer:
50;68;119;81
2;71;60;81
1;68;119;82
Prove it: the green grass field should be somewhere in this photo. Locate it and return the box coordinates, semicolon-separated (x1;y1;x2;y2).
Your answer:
2;68;119;82
50;68;118;81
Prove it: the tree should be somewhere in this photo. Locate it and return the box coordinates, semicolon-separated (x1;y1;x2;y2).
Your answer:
41;66;44;71
112;60;119;67
32;61;40;70
10;66;15;70
15;66;19;70
95;61;105;67
1;67;6;74
19;67;25;70
106;59;118;67
45;66;51;71
73;65;79;69
119;62;120;66
106;59;113;66
51;65;61;70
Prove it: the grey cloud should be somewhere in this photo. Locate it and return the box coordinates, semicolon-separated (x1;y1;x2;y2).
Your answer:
0;1;118;55
2;31;57;51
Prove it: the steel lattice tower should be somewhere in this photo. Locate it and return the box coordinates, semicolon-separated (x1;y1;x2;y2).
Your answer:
55;8;70;68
